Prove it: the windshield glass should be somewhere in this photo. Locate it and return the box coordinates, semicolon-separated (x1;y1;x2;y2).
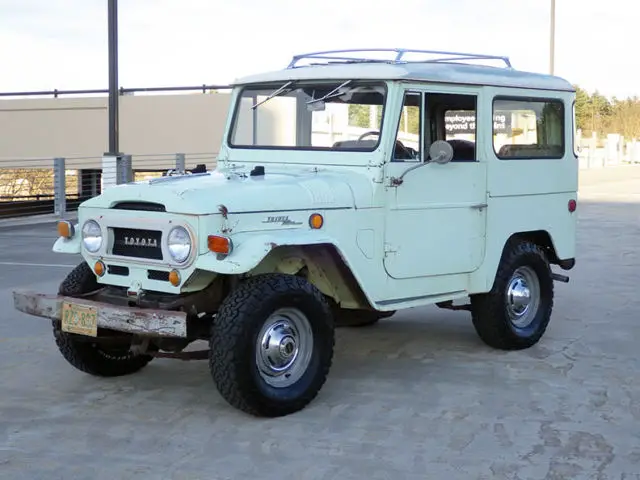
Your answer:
228;81;387;151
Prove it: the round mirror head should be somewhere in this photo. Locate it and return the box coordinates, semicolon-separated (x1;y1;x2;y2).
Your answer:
429;140;454;164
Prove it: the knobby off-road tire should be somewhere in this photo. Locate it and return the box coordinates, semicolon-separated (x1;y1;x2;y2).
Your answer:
334;308;396;327
53;261;154;377
209;273;335;417
470;240;554;350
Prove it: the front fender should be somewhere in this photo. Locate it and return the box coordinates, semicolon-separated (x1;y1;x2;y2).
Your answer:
52;226;82;254
194;230;338;275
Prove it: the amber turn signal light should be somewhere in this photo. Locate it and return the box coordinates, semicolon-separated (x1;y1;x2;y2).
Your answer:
208;235;232;255
57;220;75;239
169;269;181;287
309;213;324;229
94;260;105;277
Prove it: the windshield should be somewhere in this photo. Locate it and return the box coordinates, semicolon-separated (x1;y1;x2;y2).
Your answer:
228;81;387;151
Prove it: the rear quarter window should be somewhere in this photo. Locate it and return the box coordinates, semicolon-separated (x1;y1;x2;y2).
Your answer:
493;97;565;160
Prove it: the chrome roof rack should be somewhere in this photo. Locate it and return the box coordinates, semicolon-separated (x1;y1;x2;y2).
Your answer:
287;48;512;69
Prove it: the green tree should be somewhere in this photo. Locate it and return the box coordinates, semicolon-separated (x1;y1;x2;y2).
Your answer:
574;85;591;132
609;96;640;138
573;85;614;137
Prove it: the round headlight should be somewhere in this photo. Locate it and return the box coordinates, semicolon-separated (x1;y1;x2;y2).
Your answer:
167;226;191;263
82;220;103;253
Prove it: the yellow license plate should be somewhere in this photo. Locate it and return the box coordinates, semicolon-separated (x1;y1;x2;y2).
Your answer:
61;302;98;337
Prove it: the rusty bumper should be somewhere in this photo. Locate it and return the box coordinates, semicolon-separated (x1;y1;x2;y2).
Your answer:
13;289;188;338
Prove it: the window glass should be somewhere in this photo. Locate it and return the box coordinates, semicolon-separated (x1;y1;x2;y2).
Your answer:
493;98;565;159
229;81;387;151
392;92;421;161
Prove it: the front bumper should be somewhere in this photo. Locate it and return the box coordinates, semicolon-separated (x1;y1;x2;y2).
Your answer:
13;290;188;338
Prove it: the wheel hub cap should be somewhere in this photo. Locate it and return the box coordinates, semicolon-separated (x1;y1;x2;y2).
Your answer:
505;266;541;328
261;326;299;371
256;308;313;388
508;277;531;315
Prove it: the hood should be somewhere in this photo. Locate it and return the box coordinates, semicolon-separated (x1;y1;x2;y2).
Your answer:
80;167;370;214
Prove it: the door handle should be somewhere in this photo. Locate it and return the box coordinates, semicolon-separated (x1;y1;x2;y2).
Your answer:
469;203;488;210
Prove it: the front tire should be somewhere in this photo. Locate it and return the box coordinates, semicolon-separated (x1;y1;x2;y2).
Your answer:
209;273;335;417
53;261;154;377
470;240;554;350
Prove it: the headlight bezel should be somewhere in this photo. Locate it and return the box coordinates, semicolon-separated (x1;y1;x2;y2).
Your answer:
81;219;103;253
166;225;193;264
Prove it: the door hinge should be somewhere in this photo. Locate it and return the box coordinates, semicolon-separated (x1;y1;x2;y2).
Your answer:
384;243;397;255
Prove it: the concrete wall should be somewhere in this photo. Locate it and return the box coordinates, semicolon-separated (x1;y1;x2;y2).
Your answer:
0;93;233;169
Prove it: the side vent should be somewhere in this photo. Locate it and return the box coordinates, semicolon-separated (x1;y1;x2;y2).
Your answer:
112;202;166;212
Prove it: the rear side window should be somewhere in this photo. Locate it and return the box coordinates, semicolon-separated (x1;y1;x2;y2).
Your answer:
493;97;565;159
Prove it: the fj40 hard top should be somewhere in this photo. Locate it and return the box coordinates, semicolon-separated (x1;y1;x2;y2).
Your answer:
14;48;578;417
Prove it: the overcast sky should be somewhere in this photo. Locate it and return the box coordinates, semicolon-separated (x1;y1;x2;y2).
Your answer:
0;0;636;98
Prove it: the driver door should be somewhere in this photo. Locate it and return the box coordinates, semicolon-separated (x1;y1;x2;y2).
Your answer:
383;86;488;280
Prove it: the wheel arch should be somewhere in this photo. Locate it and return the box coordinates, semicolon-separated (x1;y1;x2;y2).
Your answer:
507;230;574;270
472;229;572;294
195;230;377;311
248;243;375;311
510;230;558;261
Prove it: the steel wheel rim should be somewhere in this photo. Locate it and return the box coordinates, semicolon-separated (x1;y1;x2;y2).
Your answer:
505;266;540;328
255;307;314;388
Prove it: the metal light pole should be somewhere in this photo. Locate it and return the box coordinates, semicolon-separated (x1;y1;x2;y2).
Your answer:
549;0;556;75
107;0;119;155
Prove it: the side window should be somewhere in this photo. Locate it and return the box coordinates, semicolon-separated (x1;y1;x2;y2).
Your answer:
425;93;478;162
393;92;421;161
493;97;565;159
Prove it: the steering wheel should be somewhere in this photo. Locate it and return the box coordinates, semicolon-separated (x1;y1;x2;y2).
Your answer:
358;130;380;141
357;130;416;159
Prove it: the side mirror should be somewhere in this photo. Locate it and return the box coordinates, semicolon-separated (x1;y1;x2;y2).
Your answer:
429;140;453;165
389;140;454;186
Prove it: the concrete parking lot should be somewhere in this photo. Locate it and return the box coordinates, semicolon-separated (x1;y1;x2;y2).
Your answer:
1;166;639;479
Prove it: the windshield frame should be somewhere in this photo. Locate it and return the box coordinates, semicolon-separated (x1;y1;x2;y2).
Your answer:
225;80;389;153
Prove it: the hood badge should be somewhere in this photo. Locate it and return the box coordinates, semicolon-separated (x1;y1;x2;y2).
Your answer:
262;215;302;226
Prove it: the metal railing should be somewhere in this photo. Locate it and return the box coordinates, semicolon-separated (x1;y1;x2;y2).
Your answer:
0;153;218;219
0;84;231;99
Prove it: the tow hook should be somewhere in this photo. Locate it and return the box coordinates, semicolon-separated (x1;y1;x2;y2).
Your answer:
551;273;570;283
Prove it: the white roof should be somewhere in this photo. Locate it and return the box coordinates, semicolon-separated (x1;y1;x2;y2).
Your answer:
232;49;574;92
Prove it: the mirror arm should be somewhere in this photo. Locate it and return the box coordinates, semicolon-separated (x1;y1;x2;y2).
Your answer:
389;140;453;186
390;160;430;186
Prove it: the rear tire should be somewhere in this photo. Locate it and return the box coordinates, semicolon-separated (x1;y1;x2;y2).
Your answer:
209;273;335;417
470;240;554;350
53;262;154;377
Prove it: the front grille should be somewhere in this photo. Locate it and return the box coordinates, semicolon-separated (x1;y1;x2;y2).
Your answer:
111;228;163;260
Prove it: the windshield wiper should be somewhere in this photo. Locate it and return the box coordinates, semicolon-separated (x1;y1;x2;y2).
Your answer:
306;80;352;105
251;81;294;110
